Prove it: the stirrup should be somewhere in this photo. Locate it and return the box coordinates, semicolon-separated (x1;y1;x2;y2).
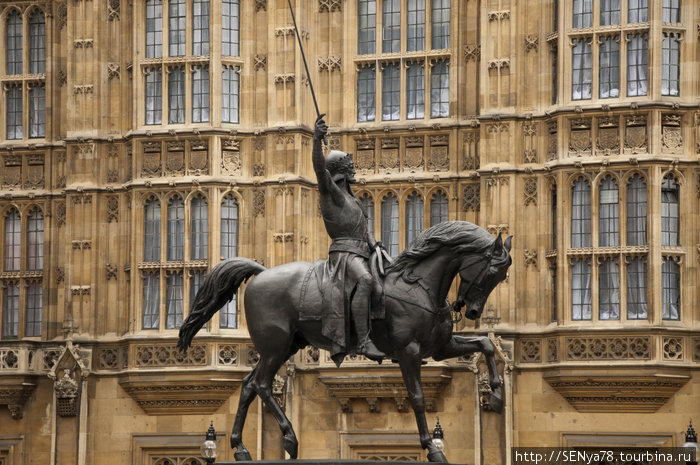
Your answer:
360;340;385;363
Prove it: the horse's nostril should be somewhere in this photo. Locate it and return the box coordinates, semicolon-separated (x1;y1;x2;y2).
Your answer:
466;309;479;320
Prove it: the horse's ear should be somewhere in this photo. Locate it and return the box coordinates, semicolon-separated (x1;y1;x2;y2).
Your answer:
494;233;503;252
504;235;512;252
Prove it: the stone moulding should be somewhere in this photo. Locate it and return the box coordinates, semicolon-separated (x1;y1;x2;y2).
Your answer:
543;370;690;413
119;373;245;415
0;376;37;419
317;366;451;413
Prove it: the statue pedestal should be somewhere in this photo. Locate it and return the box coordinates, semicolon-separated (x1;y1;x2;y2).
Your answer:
215;461;461;465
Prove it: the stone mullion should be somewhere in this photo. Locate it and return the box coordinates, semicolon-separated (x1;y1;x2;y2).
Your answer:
648;165;662;325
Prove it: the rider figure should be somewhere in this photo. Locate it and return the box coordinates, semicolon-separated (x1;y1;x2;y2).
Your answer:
312;115;386;361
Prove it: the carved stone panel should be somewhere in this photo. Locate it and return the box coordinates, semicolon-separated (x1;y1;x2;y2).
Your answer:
2;155;22;188
569;118;592;157
522;121;537;163
463;132;479;170
547;120;558;161
661;114;682;154
25;155;45;189
624;115;647;154
428;135;449;171
189;142;208;175
404;147;423;171
165;143;185;176
597;117;619;155
462;184;480;212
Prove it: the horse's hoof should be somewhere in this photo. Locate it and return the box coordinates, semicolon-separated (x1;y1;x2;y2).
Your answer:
427;450;448;462
283;435;298;459
489;387;504;413
234;450;252;461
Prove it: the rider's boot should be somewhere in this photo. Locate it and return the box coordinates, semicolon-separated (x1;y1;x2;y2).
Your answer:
353;275;386;363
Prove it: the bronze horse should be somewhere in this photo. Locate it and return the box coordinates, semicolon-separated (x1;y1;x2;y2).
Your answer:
178;221;512;462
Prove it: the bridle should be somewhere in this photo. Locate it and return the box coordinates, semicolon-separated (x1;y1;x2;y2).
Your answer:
449;242;498;322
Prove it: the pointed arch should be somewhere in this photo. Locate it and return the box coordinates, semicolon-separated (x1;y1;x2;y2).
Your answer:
167;194;185;261
190;193;208;260
4;207;21;272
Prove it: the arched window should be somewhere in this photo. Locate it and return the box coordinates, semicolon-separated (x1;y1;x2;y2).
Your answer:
626;174;646;246
598;175;619;247
220;194;238;328
571;258;591;320
626;257;647;319
598;258;619;320
144;198;161;261
359;193;374;238
571;177;591;248
661;175;679;246
142;271;160;329
2;280;20;338
26;207;43;270
165;272;183;328
167;196;184;261
190;195;208;260
25;280;42;337
405;192;423;245
661;257;680;320
4;209;21;271
6;12;23;75
429;190;448;227
381;193;399;256
29;10;45;74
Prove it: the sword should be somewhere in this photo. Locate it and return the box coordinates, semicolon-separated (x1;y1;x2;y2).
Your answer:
287;0;323;122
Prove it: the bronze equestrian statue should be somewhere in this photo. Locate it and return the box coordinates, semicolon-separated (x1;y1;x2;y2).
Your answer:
178;130;513;462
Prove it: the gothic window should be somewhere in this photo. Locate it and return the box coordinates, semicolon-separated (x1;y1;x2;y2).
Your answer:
190;195;208;260
406;62;425;119
572;38;592;100
4;209;20;271
661;33;680;96
192;65;210;123
25;280;42;337
661;257;679;320
407;0;425;52
600;0;620;26
169;0;186;56
571;177;591;248
573;0;592;28
220;194;238;328
598;258;620;320
626;257;647;319
661;175;679;246
662;0;680;23
2;282;20;338
360;193;375;238
598;176;619;247
165;272;184;329
142;272;160;329
381;193;399;256
571;258;592;320
358;0;376;54
145;67;163;125
29;10;46;74
599;36;620;98
357;65;376;122
168;66;186;124
430;60;449;118
192;0;210;55
26;208;43;270
6;12;22;75
382;63;399;121
628;0;647;22
29;84;46;138
222;66;240;123
382;0;400;53
222;0;240;56
146;0;163;58
429;190;448;226
626;174;646;246
405;192;424;245
431;0;449;49
5;83;22;140
144;197;161;261
626;33;648;96
167;196;185;261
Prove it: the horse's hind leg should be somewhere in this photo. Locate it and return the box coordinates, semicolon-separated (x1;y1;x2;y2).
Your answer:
230;366;258;460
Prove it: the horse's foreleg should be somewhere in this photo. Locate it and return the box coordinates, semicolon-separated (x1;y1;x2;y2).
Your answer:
398;344;448;463
435;335;503;413
230;367;258;461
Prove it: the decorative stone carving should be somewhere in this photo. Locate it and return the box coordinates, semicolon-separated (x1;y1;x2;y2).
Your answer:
189;143;208;175
55;267;65;284
55;369;80;416
98;346;126;370
57;2;68;29
319;0;341;12
569;118;592;157
547;338;559;362
625;115;647;154
253;163;265;177
662;337;683;360
253;190;265;217
0;349;19;369
24;154;45;189
303;347;320;364
3;155;21;188
217;345;239;366
462;184;480;212
488;58;510;71
0;377;37;419
380;146;399;170
544;373;690;413
107;0;120;20
547;120;558;160
246;346;260;366
463;132;479;170
694;338;700;361
255;0;266;11
106;169;119;183
524;178;537;206
43;349;61;370
597;117;620;155
56;201;66;226
222;148;241;176
519;339;541;362
318;56;342;72
405;147;423;170
661;114;682;154
135;344;207;367
142;144;161;177
525;34;539;52
565;336;651;360
464;44;480;62
274;73;295;84
524;249;537;268
522;121;537;163
488;10;510;21
106;264;118;280
254;54;267;71
106;196;119;222
428;135;449;171
107;63;120;80
165;145;185;176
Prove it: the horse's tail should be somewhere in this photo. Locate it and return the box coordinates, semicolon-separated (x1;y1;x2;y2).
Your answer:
178;258;266;351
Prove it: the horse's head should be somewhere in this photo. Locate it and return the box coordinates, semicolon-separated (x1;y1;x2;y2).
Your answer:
457;233;512;320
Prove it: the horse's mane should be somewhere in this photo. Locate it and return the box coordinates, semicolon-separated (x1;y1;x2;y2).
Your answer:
386;221;498;278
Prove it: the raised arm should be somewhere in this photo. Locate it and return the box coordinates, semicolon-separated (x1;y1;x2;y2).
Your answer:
312;115;332;195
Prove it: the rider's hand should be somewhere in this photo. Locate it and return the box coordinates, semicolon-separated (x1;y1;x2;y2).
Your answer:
452;299;465;311
314;114;328;142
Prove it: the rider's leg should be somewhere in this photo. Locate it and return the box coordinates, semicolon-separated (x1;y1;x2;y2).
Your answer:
348;257;385;360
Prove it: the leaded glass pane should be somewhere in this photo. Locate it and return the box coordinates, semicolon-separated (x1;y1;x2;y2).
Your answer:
626;174;646;246
358;0;376;54
6;84;23;140
431;0;450;49
572;38;592;100
168;67;185;124
661;176;679;246
571;177;591;248
167;197;184;261
381;193;399;256
25;280;42;337
661;258;679;320
571;259;591;320
146;0;163;58
407;0;425;52
144;198;161;261
360;193;374;238
27;208;43;270
406;62;424;119
142;273;160;329
626;257;647;319
598;258;619;320
222;66;240;123
4;209;21;271
166;273;183;329
627;33;648;97
382;0;400;53
29;85;46;138
29;11;46;74
430;191;448;226
662;0;680;23
169;0;185;56
193;0;210;55
598;176;619;247
357;66;375;122
661;34;680;96
222;0;240;56
599;36;619;99
2;282;19;338
600;0;620;25
405;192;424;245
573;0;592;28
192;66;210;123
430;60;449;118
145;68;162;125
190;196;208;260
382;63;399;121
221;195;239;260
628;0;648;22
6;12;23;75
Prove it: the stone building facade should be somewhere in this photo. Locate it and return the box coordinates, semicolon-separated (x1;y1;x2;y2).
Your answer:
0;0;699;464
